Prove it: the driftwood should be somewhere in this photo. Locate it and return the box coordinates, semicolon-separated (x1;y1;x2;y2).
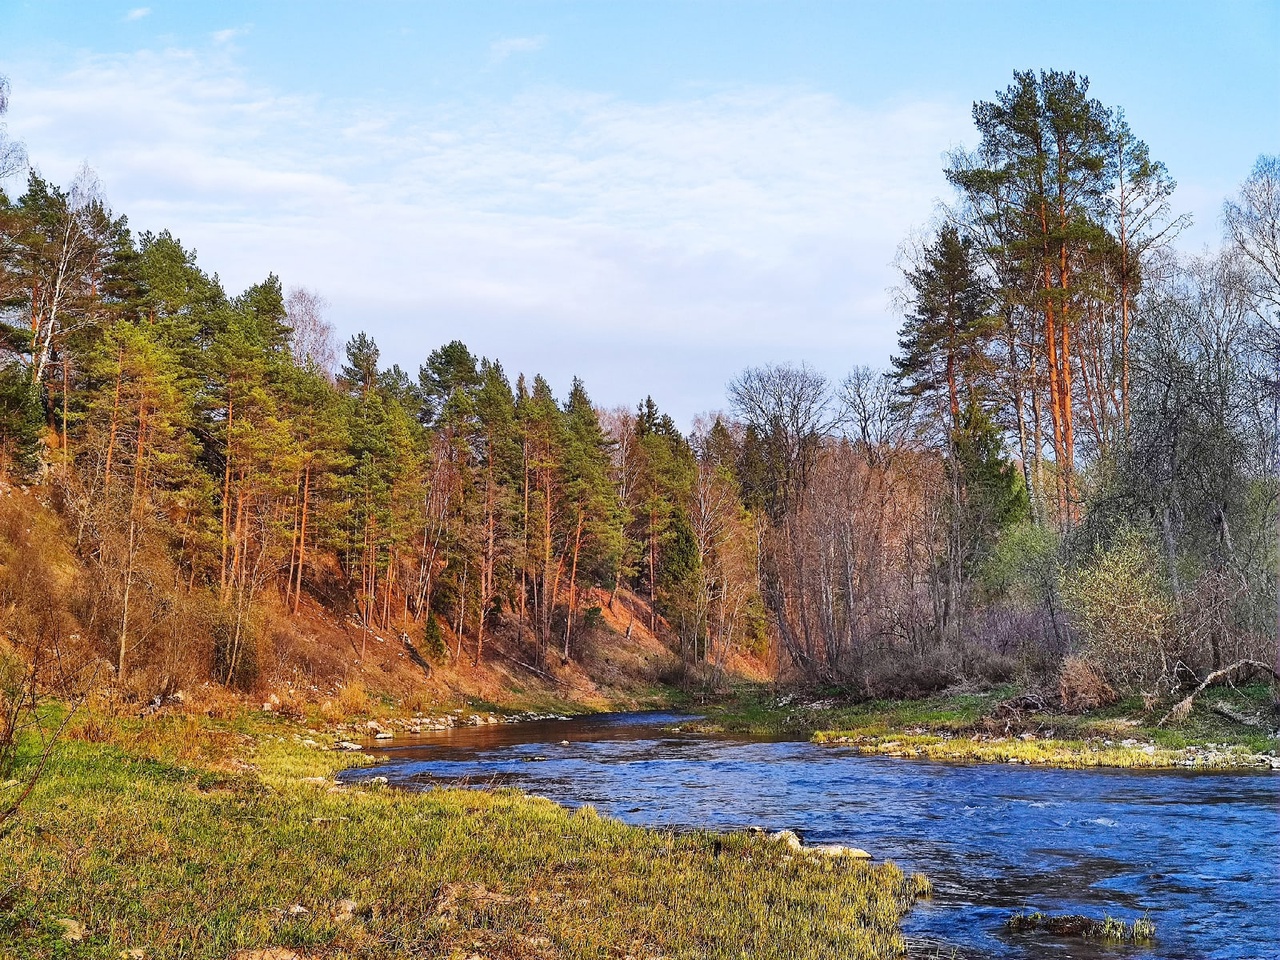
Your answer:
1158;659;1280;726
991;692;1050;718
1208;701;1271;730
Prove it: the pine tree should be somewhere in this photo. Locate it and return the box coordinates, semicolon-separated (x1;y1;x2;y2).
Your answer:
472;359;521;663
558;378;622;659
892;223;996;435
628;397;697;637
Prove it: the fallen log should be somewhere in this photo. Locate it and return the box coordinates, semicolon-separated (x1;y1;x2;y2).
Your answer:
1158;659;1280;726
1208;701;1274;731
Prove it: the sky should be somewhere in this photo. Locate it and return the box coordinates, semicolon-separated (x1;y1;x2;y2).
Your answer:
1;1;1277;425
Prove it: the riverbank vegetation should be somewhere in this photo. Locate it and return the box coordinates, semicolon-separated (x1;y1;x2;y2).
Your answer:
703;683;1279;768
1;707;930;959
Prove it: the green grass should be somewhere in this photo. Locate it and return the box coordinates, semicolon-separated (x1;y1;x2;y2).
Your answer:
701;684;1279;769
1;709;929;960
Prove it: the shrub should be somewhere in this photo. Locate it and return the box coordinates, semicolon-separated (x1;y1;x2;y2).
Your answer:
335;680;370;718
422;614;449;663
980;522;1060;608
1060;530;1174;692
1057;655;1117;711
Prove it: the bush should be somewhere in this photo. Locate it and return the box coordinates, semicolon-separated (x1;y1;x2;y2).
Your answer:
1060;530;1174;692
861;650;958;699
980;522;1059;607
1057;655;1117;712
422;614;449;663
335;680;370;718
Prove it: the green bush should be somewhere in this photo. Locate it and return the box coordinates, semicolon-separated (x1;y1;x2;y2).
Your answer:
422;613;449;663
980;522;1059;607
1060;530;1173;691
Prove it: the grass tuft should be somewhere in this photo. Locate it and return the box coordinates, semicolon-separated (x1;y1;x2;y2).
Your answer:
1006;910;1155;944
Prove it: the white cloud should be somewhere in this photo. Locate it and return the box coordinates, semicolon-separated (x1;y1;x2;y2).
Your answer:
4;47;973;421
489;36;547;64
124;7;151;22
212;27;248;45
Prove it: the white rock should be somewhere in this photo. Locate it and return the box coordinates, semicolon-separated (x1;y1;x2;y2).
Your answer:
771;829;804;852
808;844;872;859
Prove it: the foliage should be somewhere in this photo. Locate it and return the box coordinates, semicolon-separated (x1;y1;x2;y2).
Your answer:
1060;530;1175;691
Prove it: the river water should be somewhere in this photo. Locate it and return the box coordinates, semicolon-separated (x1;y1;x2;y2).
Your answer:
346;711;1280;960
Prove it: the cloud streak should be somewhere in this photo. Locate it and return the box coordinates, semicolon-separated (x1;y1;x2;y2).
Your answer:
212;27;249;45
124;7;150;22
490;35;547;63
5;47;970;421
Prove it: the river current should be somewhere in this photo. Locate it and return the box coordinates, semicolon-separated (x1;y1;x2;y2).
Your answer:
345;711;1280;960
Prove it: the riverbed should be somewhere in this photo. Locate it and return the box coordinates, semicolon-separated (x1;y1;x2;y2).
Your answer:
344;711;1280;960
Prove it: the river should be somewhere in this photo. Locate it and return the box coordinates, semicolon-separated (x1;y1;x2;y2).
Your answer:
344;711;1280;960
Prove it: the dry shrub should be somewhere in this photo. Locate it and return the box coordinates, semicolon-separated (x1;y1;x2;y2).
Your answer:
335;680;370;718
957;645;1019;684
862;650;958;699
398;685;437;715
1058;655;1117;712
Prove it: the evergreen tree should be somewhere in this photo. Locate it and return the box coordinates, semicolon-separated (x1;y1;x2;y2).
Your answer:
557;378;622;659
892;223;996;435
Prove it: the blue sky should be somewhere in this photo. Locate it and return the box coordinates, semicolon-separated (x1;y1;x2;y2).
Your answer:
2;1;1277;423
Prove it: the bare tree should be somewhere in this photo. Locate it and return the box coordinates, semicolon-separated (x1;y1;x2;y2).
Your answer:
1225;155;1280;315
0;75;27;183
1224;155;1280;696
285;286;338;377
727;361;834;518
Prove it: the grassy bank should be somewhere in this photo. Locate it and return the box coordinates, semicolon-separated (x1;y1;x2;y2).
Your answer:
700;683;1280;770
1;708;929;960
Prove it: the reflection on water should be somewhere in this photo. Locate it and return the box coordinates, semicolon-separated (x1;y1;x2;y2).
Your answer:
343;712;1280;960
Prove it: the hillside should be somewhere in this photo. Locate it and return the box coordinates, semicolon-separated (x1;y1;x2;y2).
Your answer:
0;477;767;717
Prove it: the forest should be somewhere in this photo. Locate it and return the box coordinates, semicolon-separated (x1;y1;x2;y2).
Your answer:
1;69;1279;715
